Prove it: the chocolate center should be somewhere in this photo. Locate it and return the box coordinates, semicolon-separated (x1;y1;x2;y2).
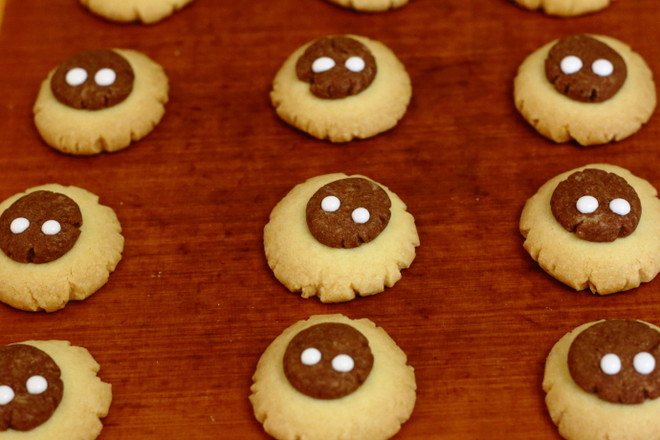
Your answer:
550;169;641;242
306;177;391;248
283;322;374;399
545;34;627;103
51;49;134;110
568;320;660;404
296;36;377;99
0;191;83;263
0;344;64;431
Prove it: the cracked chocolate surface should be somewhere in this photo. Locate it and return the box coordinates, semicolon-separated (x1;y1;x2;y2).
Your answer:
550;168;641;242
296;36;377;99
568;320;660;404
0;191;83;263
545;34;627;103
283;322;374;399
51;49;134;110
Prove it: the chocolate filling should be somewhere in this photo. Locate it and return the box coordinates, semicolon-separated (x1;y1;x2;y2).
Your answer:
545;34;627;103
550;169;641;242
306;177;391;248
568;320;660;404
283;322;374;399
0;191;83;263
296;36;377;99
0;344;64;431
50;49;134;110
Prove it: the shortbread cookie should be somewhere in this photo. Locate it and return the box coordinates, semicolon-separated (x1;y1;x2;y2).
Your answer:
323;0;408;12
80;0;193;24
250;314;416;440
0;340;111;440
520;164;660;294
544;319;660;440
264;173;419;302
513;0;611;17
0;184;124;312
34;48;168;155
271;34;412;142
514;34;656;146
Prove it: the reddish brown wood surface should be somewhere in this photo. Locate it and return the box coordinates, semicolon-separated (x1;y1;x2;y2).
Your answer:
0;0;659;439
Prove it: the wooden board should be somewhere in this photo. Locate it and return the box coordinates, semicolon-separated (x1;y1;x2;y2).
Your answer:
0;0;659;438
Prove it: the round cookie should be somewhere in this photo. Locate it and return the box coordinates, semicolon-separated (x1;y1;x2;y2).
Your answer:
34;48;169;155
514;34;656;146
271;34;412;142
79;0;193;24
520;164;660;294
544;320;660;440
263;173;419;303
0;184;124;312
323;0;408;12
0;340;111;440
513;0;611;17
250;314;416;440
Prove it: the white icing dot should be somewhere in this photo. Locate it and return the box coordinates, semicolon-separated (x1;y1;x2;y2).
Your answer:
609;198;631;216
10;217;30;234
300;347;322;366
321;195;341;212
41;220;61;235
576;195;599;214
344;56;366;73
600;353;622;375
26;375;48;395
592;59;614;77
560;55;583;75
94;68;117;86
331;354;354;373
0;385;14;405
633;352;656;375
311;57;336;73
351;207;370;224
65;67;88;86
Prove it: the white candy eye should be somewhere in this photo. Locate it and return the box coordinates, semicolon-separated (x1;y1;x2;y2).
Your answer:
331;354;354;372
94;68;117;86
312;57;336;73
560;55;583;74
351;207;370;224
609;198;631;216
344;56;366;73
10;217;30;234
600;353;622;375
321;195;341;212
26;375;48;395
592;59;614;77
300;347;322;366
576;195;599;214
0;385;14;405
41;220;61;235
633;352;656;375
65;67;88;86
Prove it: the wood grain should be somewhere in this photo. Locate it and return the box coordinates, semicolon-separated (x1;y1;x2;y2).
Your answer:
0;0;659;439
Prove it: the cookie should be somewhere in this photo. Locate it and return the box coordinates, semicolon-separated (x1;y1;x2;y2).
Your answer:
544;319;660;440
33;48;169;155
513;0;611;16
250;314;416;440
520;164;660;294
0;184;124;312
514;34;656;146
264;173;419;302
323;0;408;12
0;340;111;440
271;34;412;142
80;0;193;24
